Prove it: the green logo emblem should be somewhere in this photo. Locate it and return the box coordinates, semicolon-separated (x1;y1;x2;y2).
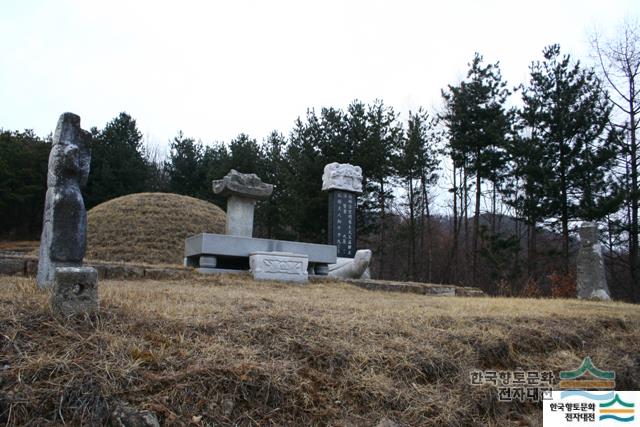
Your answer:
559;357;615;389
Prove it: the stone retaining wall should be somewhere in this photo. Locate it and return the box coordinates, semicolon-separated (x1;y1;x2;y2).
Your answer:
0;255;191;281
0;254;485;296
344;278;485;297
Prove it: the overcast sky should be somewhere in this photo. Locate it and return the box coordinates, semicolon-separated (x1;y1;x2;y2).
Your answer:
1;0;638;152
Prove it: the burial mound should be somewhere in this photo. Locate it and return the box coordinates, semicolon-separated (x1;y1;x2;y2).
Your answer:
87;193;225;265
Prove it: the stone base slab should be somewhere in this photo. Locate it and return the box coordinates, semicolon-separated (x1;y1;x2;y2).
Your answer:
51;266;99;317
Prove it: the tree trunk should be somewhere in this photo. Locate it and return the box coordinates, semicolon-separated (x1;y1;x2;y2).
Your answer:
447;165;459;284
472;167;481;287
528;222;537;279
628;82;639;302
491;181;497;236
559;141;570;273
420;173;433;283
408;177;416;281
463;167;469;283
378;179;386;279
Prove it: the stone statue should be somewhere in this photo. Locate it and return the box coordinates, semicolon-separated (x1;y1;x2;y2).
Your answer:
322;162;363;194
576;222;611;300
37;113;91;288
328;249;372;279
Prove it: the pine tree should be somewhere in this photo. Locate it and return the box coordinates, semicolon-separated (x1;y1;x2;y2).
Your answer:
255;131;288;239
85;112;149;208
358;100;403;278
521;44;619;271
166;131;208;199
0;130;50;238
398;109;440;281
441;53;512;286
281;112;328;243
592;21;640;301
227;133;262;174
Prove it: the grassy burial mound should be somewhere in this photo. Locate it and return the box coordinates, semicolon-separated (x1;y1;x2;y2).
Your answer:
86;192;225;266
1;276;639;426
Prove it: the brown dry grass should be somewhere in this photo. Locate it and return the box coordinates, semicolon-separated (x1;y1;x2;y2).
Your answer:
86;193;225;265
1;275;639;426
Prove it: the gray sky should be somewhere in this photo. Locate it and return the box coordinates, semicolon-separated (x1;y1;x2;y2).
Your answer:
1;0;637;150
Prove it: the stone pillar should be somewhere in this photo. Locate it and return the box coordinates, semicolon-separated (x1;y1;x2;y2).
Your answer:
226;196;256;237
322;163;363;258
212;169;273;237
576;222;611;300
37;113;92;289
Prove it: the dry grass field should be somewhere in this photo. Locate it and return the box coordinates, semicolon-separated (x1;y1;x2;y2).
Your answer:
86;193;226;265
1;275;639;426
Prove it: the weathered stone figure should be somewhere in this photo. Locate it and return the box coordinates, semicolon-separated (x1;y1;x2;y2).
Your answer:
37;113;91;288
576;222;611;300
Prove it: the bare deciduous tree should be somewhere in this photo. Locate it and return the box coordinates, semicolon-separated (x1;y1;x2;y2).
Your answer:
592;20;640;301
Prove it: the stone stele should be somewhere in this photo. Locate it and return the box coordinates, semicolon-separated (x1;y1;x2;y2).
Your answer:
249;251;309;283
321;162;363;194
37;113;91;289
212;169;274;237
576;222;611;301
51;266;99;317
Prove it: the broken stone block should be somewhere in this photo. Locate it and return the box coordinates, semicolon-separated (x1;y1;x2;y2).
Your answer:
51;267;99;317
